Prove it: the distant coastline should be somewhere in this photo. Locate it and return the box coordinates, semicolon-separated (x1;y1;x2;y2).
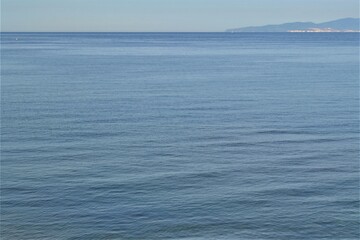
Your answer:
226;18;360;32
287;28;359;33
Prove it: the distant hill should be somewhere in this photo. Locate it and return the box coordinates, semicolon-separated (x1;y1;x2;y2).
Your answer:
226;18;360;32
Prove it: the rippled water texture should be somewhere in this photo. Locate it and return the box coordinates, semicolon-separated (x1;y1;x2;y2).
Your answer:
1;33;359;239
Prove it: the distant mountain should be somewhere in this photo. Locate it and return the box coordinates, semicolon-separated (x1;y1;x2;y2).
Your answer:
226;18;360;32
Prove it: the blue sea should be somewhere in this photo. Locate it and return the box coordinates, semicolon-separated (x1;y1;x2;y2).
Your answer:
1;33;359;239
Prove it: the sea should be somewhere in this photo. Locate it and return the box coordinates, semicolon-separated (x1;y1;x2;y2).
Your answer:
1;33;359;240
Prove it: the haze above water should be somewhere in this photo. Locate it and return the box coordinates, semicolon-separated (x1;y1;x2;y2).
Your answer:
1;33;359;239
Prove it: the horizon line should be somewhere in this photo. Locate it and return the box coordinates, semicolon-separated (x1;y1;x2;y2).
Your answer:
2;31;359;34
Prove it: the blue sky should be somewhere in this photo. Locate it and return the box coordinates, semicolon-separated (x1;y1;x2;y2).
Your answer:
1;0;359;32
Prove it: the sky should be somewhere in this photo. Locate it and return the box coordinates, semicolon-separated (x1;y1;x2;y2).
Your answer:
1;0;359;32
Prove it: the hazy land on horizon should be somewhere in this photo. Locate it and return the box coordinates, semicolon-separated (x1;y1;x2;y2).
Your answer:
227;17;360;32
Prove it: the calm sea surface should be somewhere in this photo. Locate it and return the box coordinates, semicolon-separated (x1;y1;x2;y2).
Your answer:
1;33;359;239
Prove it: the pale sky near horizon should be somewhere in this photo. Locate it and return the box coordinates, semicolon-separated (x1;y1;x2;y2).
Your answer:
1;0;359;32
